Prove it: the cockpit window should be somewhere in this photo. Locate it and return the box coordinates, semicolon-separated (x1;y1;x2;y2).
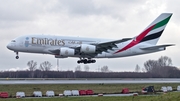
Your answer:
11;40;16;42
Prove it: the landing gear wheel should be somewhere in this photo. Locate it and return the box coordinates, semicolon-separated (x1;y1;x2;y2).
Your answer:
16;56;19;59
83;59;88;64
15;52;19;59
77;59;96;64
92;60;96;63
77;60;81;64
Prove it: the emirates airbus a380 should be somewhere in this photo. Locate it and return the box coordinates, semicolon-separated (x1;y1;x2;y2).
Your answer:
7;13;174;64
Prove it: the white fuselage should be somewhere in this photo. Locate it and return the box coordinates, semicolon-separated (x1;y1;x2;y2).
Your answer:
7;34;164;59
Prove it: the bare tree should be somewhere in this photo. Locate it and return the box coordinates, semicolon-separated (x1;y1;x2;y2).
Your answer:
84;65;90;72
101;66;109;72
27;60;37;71
144;56;173;72
39;61;52;71
144;60;157;72
135;64;140;72
27;60;37;78
143;56;174;77
157;56;172;67
75;65;81;71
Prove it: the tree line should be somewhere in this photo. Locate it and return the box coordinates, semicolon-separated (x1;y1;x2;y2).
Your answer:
1;70;179;78
1;56;179;78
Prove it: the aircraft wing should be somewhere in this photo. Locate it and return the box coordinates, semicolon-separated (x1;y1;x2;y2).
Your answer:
72;38;132;58
140;44;175;50
93;38;132;54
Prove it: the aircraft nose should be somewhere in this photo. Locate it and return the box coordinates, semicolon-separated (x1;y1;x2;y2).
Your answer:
7;43;12;50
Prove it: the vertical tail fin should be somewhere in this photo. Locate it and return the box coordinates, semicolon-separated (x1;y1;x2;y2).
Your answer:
115;13;172;54
135;13;172;45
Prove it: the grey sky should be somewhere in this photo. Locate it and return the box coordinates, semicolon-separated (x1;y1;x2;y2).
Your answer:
0;0;180;71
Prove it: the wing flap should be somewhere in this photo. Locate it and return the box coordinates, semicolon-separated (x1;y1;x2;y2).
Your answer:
140;44;175;50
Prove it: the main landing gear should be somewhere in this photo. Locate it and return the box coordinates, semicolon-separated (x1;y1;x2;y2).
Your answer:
77;59;96;64
15;52;19;59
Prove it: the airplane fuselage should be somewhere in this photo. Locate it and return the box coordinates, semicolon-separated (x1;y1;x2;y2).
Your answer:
7;34;164;58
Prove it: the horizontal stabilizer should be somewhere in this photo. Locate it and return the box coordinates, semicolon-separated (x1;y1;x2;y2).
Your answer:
140;44;175;50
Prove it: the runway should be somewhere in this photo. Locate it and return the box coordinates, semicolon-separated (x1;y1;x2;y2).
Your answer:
0;78;180;84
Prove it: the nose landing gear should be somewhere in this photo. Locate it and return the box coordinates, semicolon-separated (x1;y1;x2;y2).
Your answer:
15;52;19;59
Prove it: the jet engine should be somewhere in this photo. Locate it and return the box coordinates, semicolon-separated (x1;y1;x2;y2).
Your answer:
80;44;96;53
59;48;75;56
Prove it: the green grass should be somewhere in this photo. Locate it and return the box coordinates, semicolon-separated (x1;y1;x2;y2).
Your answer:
0;92;180;101
0;83;179;97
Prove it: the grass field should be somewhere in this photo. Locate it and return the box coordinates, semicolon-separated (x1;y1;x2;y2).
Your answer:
0;92;180;101
0;83;179;97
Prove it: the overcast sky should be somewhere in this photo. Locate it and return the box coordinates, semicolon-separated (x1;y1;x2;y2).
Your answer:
0;0;180;72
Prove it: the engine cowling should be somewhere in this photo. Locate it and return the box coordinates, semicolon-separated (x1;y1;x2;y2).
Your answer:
59;48;75;56
80;44;96;53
